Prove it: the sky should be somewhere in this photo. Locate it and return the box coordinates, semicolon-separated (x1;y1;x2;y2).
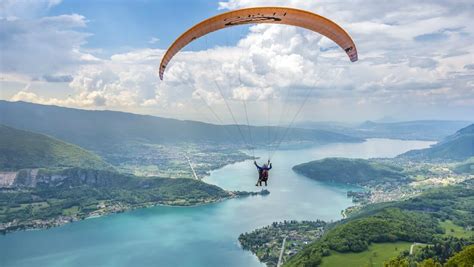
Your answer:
1;0;473;124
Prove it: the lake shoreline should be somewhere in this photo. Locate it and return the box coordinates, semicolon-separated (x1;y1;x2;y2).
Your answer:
0;189;270;235
0;139;436;267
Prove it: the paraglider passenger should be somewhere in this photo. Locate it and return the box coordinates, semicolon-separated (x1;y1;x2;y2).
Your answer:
254;160;272;186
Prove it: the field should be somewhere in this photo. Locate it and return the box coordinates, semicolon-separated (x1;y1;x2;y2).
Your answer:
320;242;412;267
440;220;473;238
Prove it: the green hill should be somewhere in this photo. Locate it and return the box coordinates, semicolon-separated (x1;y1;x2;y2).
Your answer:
292;158;407;186
0;101;362;152
399;124;474;161
0;125;235;233
445;245;474;267
0;125;111;170
284;180;474;267
0;167;231;232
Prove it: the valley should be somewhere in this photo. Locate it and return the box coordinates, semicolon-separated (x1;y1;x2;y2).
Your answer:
1;101;473;267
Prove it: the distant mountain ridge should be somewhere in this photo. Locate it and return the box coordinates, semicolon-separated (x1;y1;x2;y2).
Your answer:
0;125;111;171
296;120;472;141
399;124;474;161
0;101;362;152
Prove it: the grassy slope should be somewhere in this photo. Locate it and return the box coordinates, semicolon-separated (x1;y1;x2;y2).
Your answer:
0;125;111;170
284;181;474;267
440;220;474;239
320;242;411;267
292;158;406;185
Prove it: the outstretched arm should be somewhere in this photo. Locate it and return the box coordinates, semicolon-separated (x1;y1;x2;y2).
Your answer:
267;163;272;170
254;161;262;169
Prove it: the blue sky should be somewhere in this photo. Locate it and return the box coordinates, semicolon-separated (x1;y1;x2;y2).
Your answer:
48;0;246;54
1;0;473;123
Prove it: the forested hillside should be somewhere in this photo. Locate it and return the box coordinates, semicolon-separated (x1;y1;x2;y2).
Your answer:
0;101;362;151
292;158;407;186
284;180;474;266
0;125;111;171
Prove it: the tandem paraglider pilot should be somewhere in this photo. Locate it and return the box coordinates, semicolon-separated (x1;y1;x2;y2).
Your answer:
254;160;272;186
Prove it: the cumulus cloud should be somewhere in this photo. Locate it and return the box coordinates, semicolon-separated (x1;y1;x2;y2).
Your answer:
2;0;474;122
67;49;162;108
0;13;97;81
213;0;474;116
10;83;78;106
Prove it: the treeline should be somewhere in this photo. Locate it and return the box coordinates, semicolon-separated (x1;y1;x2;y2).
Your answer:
284;209;441;266
386;242;474;267
325;208;441;252
283;179;474;266
292;158;407;186
0;168;230;231
347;181;474;229
388;236;474;266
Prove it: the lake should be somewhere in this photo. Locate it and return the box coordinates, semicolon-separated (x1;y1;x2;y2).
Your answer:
0;139;434;267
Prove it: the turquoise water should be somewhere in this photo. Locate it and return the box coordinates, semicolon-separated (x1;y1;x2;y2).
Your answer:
0;139;433;267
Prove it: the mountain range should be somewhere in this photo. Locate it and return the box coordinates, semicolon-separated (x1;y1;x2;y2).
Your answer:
0;101;362;153
296;120;472;141
399;124;474;161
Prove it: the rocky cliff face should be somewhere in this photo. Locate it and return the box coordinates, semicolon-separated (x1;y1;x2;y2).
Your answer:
0;171;18;187
13;169;40;187
1;168;130;189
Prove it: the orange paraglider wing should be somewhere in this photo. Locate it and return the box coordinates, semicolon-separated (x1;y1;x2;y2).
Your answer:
159;7;358;80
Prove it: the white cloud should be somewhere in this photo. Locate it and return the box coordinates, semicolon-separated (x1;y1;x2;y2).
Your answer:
67;50;161;108
10;84;78;106
2;0;474;122
0;13;95;81
0;0;62;19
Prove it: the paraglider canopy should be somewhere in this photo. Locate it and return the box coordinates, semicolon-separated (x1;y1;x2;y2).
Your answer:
159;6;358;80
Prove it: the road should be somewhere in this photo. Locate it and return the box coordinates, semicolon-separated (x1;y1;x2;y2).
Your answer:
277;236;287;267
410;242;427;255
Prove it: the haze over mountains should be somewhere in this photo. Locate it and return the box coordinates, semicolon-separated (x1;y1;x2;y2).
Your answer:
2;100;472;168
399;124;474;161
0;101;362;153
296;120;472;141
0;125;111;171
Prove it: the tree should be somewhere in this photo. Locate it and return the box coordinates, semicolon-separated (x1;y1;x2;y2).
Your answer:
418;258;442;267
384;257;409;267
445;245;474;267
